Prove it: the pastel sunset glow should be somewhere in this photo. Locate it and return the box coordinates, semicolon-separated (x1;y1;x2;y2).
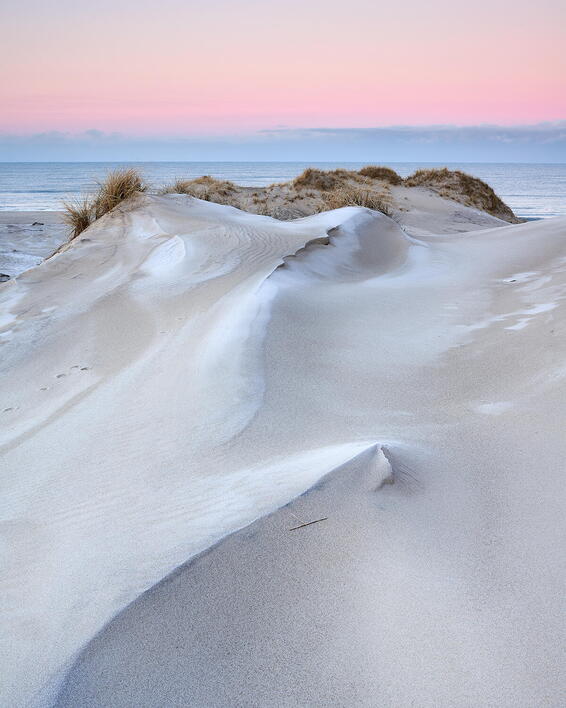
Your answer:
2;0;565;135
3;0;566;705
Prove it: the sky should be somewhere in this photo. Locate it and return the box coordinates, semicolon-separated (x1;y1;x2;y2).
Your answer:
1;0;565;160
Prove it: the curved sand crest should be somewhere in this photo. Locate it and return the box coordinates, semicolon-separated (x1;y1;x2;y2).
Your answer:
59;209;566;707
55;445;401;707
1;194;565;706
0;195;405;706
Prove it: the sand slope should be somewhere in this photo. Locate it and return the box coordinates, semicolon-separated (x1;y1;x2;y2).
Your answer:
55;442;565;708
1;194;565;706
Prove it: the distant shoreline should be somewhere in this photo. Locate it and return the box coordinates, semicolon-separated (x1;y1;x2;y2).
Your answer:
0;211;63;222
1;162;565;218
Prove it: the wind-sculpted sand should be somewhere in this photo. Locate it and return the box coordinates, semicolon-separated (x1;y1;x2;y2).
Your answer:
1;193;565;707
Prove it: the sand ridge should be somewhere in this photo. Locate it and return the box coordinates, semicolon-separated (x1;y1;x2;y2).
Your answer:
1;193;565;706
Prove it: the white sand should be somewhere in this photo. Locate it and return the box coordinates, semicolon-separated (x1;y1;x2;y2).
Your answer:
1;193;565;706
53;443;565;707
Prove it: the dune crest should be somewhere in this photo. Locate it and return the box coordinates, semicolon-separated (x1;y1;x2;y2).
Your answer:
1;192;565;707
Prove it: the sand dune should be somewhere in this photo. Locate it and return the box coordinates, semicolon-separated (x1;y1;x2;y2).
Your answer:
1;193;565;706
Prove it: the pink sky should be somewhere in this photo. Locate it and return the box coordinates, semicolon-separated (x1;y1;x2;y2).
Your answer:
2;0;565;135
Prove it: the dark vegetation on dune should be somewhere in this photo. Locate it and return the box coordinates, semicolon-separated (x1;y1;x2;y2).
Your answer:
292;168;351;191
322;186;392;214
291;166;402;190
63;169;146;238
358;165;403;185
404;167;520;222
159;176;238;204
62;165;518;238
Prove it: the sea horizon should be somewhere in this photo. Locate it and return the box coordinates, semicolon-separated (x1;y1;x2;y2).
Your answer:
1;161;566;219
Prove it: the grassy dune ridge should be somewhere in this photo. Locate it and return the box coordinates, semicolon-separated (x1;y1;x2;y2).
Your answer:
63;165;519;238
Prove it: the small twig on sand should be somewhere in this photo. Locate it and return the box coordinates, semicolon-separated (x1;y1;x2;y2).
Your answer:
289;517;328;531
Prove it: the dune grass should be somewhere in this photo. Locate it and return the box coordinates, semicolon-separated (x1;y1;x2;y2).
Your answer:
62;166;514;236
159;178;194;195
62;197;94;239
162;171;393;218
160;176;238;205
62;168;146;238
323;186;392;215
293;168;341;191
293;168;363;191
358;166;403;185
404;167;518;221
92;169;146;219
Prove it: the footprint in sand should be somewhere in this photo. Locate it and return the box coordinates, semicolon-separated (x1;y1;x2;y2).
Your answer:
80;367;89;371
56;373;66;379
3;407;14;412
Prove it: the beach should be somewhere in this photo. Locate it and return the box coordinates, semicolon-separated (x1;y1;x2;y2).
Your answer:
0;212;66;279
1;179;565;707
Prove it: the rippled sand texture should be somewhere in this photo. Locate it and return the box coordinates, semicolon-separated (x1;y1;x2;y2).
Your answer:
1;193;565;706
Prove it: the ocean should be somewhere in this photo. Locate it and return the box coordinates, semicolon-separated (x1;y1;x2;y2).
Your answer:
0;162;565;220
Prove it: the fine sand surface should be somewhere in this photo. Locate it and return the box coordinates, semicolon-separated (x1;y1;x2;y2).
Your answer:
1;192;565;707
54;444;563;708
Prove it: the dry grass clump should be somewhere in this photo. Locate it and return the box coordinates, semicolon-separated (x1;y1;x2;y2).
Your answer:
404;167;518;222
358;165;402;185
92;168;146;219
160;178;194;195
161;176;239;205
293;168;341;191
62;168;146;238
323;186;392;215
332;168;363;180
293;168;361;191
62;197;94;239
189;175;237;194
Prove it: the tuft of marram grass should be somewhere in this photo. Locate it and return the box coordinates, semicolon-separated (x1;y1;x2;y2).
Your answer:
323;186;392;215
62;168;146;239
62;197;94;239
93;168;146;219
358;165;403;185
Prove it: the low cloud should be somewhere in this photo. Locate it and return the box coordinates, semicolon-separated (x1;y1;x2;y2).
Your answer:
1;123;565;161
259;122;566;145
